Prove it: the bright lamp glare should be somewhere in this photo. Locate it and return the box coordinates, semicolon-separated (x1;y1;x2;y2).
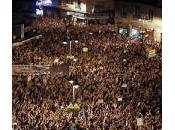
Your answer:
69;80;74;84
73;85;79;89
63;41;68;45
75;40;78;43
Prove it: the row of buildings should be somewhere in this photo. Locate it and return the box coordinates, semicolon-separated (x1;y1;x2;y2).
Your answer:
13;0;162;42
41;0;162;42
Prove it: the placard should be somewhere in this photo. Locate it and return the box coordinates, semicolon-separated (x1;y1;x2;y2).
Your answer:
97;99;104;104
118;97;122;101
137;118;143;126
121;83;127;88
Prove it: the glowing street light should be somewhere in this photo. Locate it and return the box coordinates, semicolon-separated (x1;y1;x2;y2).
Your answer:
69;80;74;84
73;58;77;62
62;41;68;45
74;40;78;43
73;85;79;89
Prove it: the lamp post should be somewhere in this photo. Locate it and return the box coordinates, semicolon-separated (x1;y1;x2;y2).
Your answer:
69;40;78;56
73;85;79;103
67;81;80;124
68;80;79;103
69;41;72;56
63;40;78;56
63;39;78;77
73;85;75;103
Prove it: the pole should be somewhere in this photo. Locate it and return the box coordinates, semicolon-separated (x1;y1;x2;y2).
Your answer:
72;86;75;123
73;86;75;104
21;24;24;39
69;40;72;77
70;41;72;56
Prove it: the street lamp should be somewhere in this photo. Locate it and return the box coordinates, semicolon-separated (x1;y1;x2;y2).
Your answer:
69;40;78;56
69;80;74;84
68;79;79;104
73;85;79;103
74;40;78;43
62;41;68;45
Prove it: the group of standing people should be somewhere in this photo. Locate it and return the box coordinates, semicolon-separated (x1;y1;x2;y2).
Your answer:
12;16;162;130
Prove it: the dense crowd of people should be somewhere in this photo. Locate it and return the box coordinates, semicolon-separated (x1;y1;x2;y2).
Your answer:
12;16;162;130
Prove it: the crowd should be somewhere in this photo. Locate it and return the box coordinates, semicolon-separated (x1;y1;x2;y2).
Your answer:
12;16;162;130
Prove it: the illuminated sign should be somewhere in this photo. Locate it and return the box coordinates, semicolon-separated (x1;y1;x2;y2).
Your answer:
43;0;52;6
36;0;52;7
66;11;85;17
36;9;43;16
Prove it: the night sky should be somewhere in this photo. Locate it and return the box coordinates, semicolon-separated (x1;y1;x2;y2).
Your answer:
12;0;161;25
116;0;161;7
13;0;162;12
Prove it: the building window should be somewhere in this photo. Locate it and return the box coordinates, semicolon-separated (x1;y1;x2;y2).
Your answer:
149;9;154;20
121;7;127;18
94;3;104;13
66;0;73;4
134;6;140;18
75;0;81;9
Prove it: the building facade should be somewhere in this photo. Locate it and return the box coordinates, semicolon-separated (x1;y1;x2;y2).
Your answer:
115;0;162;42
58;0;114;22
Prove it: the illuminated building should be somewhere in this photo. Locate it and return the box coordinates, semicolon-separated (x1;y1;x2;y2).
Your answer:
114;0;162;42
59;0;114;23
